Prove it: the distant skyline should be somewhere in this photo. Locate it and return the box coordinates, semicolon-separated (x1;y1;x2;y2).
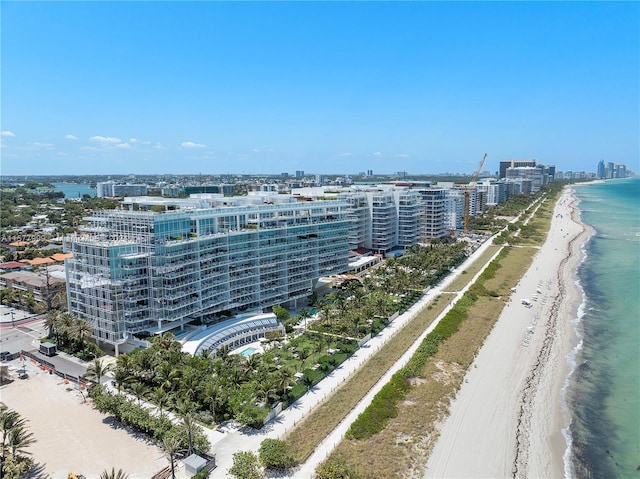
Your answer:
2;1;638;176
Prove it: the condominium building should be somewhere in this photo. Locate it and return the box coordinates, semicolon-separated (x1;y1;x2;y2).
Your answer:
499;159;538;179
337;188;421;254
505;166;547;191
96;181;149;197
416;188;447;239
64;194;350;353
444;187;465;231
476;179;509;206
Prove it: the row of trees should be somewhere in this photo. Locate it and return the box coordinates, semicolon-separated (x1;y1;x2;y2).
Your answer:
89;384;210;476
0;403;36;479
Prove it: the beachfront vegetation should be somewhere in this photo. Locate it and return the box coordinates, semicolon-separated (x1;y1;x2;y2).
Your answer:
89;385;211;457
98;468;130;479
0;403;37;479
43;310;104;361
229;451;262;479
315;457;355;479
317;213;547;478
258;438;296;470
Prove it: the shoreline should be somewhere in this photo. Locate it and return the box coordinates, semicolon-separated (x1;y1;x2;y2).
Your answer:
523;188;591;479
424;187;589;478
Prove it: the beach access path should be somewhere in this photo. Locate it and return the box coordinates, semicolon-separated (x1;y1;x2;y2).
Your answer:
424;187;587;479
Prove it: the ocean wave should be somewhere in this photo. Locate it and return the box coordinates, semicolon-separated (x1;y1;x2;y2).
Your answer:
562;227;592;478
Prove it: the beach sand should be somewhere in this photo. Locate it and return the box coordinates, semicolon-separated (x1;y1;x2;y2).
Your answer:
424;187;587;478
0;369;168;479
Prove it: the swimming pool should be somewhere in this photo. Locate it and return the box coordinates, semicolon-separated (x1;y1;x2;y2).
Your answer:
239;347;257;357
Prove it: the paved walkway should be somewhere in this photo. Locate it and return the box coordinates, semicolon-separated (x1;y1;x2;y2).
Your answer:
207;236;499;478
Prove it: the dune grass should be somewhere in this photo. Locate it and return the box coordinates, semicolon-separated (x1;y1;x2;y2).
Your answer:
445;244;500;292
327;245;538;478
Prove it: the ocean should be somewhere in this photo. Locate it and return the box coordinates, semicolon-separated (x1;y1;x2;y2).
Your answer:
52;182;96;198
568;177;640;478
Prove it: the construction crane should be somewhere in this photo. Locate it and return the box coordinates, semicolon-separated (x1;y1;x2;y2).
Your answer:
463;153;488;235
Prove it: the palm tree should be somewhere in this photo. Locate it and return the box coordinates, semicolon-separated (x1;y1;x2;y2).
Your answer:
1;404;22;456
203;380;221;422
130;381;147;405
244;353;261;374
160;435;181;479
301;374;314;392
7;423;36;460
216;344;230;359
73;317;94;351
43;310;60;340
99;468;129;479
350;313;363;337
113;367;133;394
156;332;176;351
58;312;76;347
179;411;198;456
151;386;169;417
255;378;278;406
276;368;294;399
1;404;36;477
85;358;113;385
298;308;311;330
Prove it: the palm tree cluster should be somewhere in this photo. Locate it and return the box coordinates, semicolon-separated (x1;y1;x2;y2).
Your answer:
311;241;468;337
44;310;101;360
112;334;301;429
1;403;36;479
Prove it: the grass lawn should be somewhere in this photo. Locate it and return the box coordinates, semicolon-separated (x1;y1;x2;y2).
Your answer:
445;245;501;292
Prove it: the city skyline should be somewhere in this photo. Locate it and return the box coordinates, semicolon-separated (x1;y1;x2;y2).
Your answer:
2;1;638;176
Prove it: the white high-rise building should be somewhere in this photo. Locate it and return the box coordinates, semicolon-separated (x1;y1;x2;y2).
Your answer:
64;195;350;353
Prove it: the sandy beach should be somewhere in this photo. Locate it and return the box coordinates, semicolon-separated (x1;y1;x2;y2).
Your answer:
424;187;588;478
0;368;168;479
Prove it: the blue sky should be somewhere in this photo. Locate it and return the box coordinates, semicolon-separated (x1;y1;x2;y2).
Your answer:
1;1;638;176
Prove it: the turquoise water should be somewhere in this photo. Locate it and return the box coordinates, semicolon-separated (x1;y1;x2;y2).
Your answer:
239;347;257;357
52;182;95;198
569;178;640;478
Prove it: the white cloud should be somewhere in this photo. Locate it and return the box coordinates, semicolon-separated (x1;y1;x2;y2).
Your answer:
337;152;352;157
152;143;166;150
395;154;409;158
33;142;55;149
128;138;151;145
115;143;132;149
90;135;121;144
372;151;382;157
1;131;16;138
64;134;78;140
182;141;206;149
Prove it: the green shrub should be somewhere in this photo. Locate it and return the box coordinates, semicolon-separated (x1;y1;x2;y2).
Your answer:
259;438;296;469
345;372;409;439
229;451;261;479
315;457;357;479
